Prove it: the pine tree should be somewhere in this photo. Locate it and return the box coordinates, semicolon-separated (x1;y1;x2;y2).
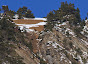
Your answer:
17;7;23;19
8;10;16;18
45;11;55;31
2;5;9;13
25;9;35;18
75;8;81;23
45;1;82;31
22;6;27;15
85;17;87;20
1;6;16;18
47;11;54;21
17;6;34;18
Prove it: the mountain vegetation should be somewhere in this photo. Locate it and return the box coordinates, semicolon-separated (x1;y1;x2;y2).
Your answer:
17;6;35;19
0;18;25;64
0;17;37;64
0;1;88;64
45;1;85;31
0;6;35;19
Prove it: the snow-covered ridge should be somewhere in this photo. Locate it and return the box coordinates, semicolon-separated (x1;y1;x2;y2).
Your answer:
13;18;47;21
23;17;47;21
12;17;47;32
16;22;47;32
16;22;46;28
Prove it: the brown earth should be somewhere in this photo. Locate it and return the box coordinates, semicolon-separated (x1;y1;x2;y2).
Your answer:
14;32;40;64
25;33;39;53
13;19;45;32
13;19;44;24
29;25;44;32
13;19;43;53
13;19;44;54
15;43;39;64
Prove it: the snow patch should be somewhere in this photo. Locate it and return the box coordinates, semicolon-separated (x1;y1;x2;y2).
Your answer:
16;22;46;28
58;22;67;26
16;22;46;32
24;17;47;21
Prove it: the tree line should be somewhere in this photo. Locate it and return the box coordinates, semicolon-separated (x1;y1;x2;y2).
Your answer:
0;6;35;19
45;1;86;31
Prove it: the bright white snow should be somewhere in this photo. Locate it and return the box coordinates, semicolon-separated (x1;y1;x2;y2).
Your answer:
16;22;46;28
23;17;47;21
16;22;47;32
17;22;46;28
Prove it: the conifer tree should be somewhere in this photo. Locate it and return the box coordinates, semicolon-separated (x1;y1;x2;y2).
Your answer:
17;6;34;18
25;9;35;18
45;1;82;31
17;7;23;19
85;17;87;20
2;5;9;13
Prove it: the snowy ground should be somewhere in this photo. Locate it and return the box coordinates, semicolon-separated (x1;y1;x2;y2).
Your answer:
23;17;47;21
16;22;47;32
13;18;47;32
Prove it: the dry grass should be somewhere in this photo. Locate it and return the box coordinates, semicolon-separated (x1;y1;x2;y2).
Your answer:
26;33;39;53
29;25;44;32
13;19;44;24
13;19;45;32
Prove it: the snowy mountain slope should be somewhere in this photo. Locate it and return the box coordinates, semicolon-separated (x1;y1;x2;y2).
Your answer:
38;21;88;64
13;18;47;32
